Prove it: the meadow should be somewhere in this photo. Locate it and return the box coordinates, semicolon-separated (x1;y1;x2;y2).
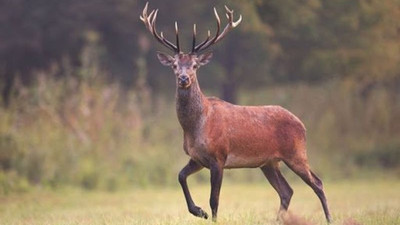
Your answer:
2;1;400;224
1;179;399;225
0;75;399;224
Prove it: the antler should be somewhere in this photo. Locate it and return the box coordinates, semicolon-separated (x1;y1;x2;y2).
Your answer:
140;2;180;53
191;5;242;53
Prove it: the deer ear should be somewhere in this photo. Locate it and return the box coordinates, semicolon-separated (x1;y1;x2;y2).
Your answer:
157;52;174;66
197;52;213;66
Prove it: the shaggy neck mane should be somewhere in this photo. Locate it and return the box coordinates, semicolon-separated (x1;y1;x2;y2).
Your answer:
176;78;207;133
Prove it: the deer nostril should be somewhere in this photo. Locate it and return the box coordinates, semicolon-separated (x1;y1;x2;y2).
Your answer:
179;76;189;82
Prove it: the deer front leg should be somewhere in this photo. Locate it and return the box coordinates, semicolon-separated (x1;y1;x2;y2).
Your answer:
178;159;208;219
209;160;224;222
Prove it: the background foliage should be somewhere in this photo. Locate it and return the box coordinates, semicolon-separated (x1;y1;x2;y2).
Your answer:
0;0;399;193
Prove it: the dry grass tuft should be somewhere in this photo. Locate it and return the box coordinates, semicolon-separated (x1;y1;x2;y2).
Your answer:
342;218;363;225
279;211;315;225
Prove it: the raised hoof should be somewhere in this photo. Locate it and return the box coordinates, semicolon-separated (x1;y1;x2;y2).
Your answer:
189;206;208;219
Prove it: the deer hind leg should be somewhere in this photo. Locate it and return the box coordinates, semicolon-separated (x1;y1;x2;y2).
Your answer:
260;162;293;216
283;158;332;223
178;159;208;219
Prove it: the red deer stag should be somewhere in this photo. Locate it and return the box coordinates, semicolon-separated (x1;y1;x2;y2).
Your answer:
140;2;332;223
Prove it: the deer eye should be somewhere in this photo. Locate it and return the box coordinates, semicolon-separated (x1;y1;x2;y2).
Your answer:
172;64;177;69
192;64;198;69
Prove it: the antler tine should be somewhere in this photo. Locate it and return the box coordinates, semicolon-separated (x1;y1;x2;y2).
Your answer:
175;22;180;53
191;24;197;53
191;22;212;53
151;10;176;52
213;6;242;43
140;2;180;53
149;10;173;51
139;2;148;21
194;7;221;52
193;30;211;53
194;5;242;53
224;5;242;27
139;2;155;32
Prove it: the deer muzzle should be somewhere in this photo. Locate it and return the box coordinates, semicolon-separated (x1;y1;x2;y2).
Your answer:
178;75;191;88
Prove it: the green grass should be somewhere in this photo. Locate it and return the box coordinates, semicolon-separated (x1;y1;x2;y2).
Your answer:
0;180;399;225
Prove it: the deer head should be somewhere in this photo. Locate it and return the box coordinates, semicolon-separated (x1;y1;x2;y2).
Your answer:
140;2;241;89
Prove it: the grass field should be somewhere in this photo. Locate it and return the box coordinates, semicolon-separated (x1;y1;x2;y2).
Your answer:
0;180;399;225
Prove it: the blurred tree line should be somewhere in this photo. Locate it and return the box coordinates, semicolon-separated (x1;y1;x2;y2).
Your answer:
0;0;399;192
1;0;399;104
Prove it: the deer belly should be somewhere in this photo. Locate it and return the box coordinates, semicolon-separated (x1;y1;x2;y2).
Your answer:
224;153;269;168
223;133;278;168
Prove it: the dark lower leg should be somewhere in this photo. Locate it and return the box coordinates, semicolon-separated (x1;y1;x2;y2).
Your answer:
285;160;332;223
178;159;208;219
261;165;293;211
209;161;224;222
310;171;332;223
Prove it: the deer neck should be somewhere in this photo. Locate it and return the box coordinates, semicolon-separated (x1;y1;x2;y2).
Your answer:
176;78;207;133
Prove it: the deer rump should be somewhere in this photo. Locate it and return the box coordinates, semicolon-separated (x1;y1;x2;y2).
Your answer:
183;98;307;169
